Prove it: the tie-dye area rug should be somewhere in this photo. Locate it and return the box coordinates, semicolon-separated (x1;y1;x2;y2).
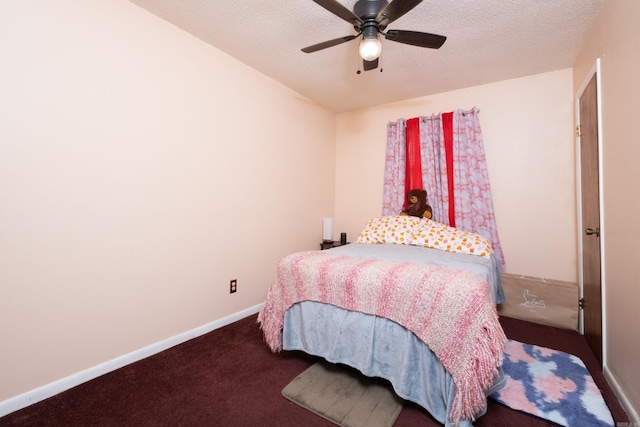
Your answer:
490;339;614;426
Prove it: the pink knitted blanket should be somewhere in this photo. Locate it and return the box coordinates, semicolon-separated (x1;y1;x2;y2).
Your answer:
258;251;506;425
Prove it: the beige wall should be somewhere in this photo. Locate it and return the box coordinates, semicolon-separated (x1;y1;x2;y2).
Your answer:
0;0;335;402
573;0;640;419
335;70;577;282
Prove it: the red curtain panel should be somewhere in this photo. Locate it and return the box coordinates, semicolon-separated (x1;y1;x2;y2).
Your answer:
404;117;423;208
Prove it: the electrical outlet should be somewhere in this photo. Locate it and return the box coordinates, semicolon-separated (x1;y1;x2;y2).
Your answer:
230;279;237;294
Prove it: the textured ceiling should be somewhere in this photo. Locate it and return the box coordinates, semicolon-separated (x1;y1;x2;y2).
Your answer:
128;0;603;113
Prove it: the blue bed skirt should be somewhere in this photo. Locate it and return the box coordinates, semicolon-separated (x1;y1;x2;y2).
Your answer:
283;301;505;427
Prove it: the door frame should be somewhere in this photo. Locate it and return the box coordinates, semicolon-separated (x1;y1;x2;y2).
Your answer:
575;58;606;361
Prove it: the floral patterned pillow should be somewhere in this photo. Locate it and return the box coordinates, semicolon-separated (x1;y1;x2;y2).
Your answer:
410;219;493;257
356;215;422;245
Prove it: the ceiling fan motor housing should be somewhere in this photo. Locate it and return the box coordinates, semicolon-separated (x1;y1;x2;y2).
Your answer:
354;0;389;23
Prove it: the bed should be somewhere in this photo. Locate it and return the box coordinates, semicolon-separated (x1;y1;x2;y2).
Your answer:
258;216;507;426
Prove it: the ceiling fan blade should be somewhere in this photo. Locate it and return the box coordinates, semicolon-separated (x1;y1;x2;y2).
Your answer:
363;58;379;71
384;30;446;49
376;0;423;27
301;35;358;53
312;0;363;26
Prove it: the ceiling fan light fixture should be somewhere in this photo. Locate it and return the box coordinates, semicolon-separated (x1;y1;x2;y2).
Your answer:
359;24;382;61
359;33;382;61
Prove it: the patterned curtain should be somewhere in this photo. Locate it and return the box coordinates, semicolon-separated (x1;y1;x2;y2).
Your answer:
382;107;506;272
420;113;449;225
382;119;406;216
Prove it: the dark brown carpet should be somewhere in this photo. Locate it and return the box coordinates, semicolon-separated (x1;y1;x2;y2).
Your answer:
0;314;630;426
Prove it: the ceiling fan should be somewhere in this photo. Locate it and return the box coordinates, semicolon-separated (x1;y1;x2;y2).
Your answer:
302;0;446;72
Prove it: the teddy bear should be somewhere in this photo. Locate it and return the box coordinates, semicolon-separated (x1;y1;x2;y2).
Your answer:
400;189;433;219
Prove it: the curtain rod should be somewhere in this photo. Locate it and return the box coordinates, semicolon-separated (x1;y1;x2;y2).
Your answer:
388;107;480;125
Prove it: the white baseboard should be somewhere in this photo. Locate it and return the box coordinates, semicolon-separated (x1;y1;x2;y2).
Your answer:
604;364;640;424
0;304;263;418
